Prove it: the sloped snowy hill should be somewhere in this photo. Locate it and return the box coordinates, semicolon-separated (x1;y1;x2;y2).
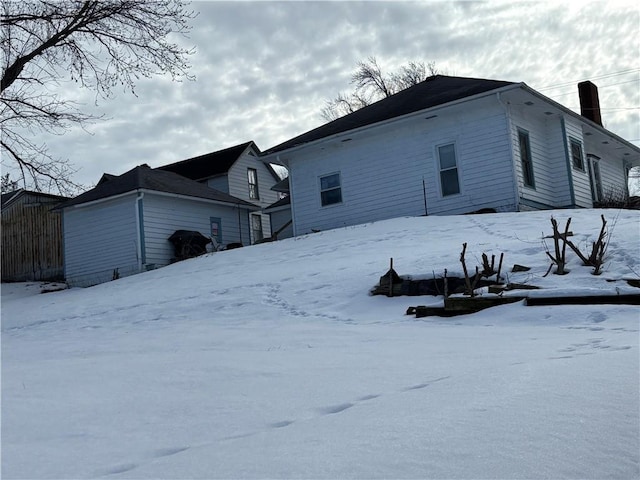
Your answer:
2;208;639;479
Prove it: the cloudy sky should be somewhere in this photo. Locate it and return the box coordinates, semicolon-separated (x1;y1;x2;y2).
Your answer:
21;1;640;189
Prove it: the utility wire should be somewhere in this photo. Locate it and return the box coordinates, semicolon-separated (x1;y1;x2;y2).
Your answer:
537;69;640;91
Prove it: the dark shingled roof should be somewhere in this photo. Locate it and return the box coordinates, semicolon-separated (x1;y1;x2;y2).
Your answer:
263;75;517;155
263;195;291;211
270;176;290;193
158;141;279;181
1;189;68;209
57;165;259;210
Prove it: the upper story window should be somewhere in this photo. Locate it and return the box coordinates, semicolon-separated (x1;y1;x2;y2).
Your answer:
247;168;259;200
320;173;342;206
570;138;585;171
437;143;460;196
518;129;535;188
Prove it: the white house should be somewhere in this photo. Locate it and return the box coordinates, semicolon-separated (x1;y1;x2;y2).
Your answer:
57;165;259;287
158;141;282;243
263;177;293;240
261;76;640;236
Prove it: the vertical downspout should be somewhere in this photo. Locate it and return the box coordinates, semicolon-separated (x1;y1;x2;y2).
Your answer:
61;209;66;282
135;191;145;271
237;204;243;245
497;92;520;211
278;155;296;237
560;118;576;207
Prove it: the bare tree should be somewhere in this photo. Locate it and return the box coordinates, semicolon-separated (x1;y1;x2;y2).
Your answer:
1;0;197;194
1;172;19;193
321;57;439;121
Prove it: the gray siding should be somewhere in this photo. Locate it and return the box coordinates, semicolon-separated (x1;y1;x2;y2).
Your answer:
288;98;516;235
269;207;294;239
206;175;229;193
63;194;139;287
142;193;252;266
227;149;280;242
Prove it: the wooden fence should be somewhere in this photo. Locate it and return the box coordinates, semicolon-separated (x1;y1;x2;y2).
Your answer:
2;192;65;282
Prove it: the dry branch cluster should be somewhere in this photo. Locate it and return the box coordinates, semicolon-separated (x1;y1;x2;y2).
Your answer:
458;243;504;297
544;215;609;276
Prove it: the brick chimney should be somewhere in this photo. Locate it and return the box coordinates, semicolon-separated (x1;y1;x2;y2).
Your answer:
578;81;602;126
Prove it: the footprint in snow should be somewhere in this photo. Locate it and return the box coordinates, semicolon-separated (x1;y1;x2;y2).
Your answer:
101;463;138;476
357;394;381;401
318;403;354;415
153;446;190;458
270;420;295;428
588;311;608;323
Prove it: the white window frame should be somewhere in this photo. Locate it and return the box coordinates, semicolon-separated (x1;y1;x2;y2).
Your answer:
247;168;259;200
518;128;535;189
587;154;603;203
570;138;585;171
319;172;342;207
436;142;461;197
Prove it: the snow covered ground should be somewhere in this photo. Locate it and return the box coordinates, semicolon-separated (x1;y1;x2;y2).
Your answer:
2;208;639;479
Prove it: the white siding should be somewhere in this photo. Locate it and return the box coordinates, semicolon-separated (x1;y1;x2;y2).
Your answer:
583;140;630;202
508;106;573;209
564;118;592;208
227;149;280;242
288;98;517;235
63;194;139;287
142;193;252;266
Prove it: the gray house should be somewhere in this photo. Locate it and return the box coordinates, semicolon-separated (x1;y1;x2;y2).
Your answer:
158;141;281;243
262;76;640;236
57;165;259;287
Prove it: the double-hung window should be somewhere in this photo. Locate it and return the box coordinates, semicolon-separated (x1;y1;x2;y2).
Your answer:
437;143;460;196
247;168;259;200
588;154;603;203
518;129;535;188
320;173;342;206
570;139;585;171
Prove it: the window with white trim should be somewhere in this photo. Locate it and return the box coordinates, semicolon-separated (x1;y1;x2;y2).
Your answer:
437;143;460;196
518;129;535;188
588;154;603;203
320;173;342;206
247;168;259;200
570;139;585;171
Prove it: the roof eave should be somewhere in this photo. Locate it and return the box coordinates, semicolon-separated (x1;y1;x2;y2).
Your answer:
520;84;640;157
262;83;524;162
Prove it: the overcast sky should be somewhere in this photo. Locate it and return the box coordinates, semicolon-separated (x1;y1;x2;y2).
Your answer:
26;1;640;189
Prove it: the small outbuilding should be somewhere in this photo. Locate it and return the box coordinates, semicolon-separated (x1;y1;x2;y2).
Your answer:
57;165;260;287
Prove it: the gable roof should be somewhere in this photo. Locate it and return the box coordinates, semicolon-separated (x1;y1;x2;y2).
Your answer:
1;189;68;210
263;75;517;155
57;165;259;210
270;176;290;193
158;141;279;181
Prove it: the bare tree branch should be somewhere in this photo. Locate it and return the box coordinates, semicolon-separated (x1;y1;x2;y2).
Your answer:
1;0;197;193
321;57;440;121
